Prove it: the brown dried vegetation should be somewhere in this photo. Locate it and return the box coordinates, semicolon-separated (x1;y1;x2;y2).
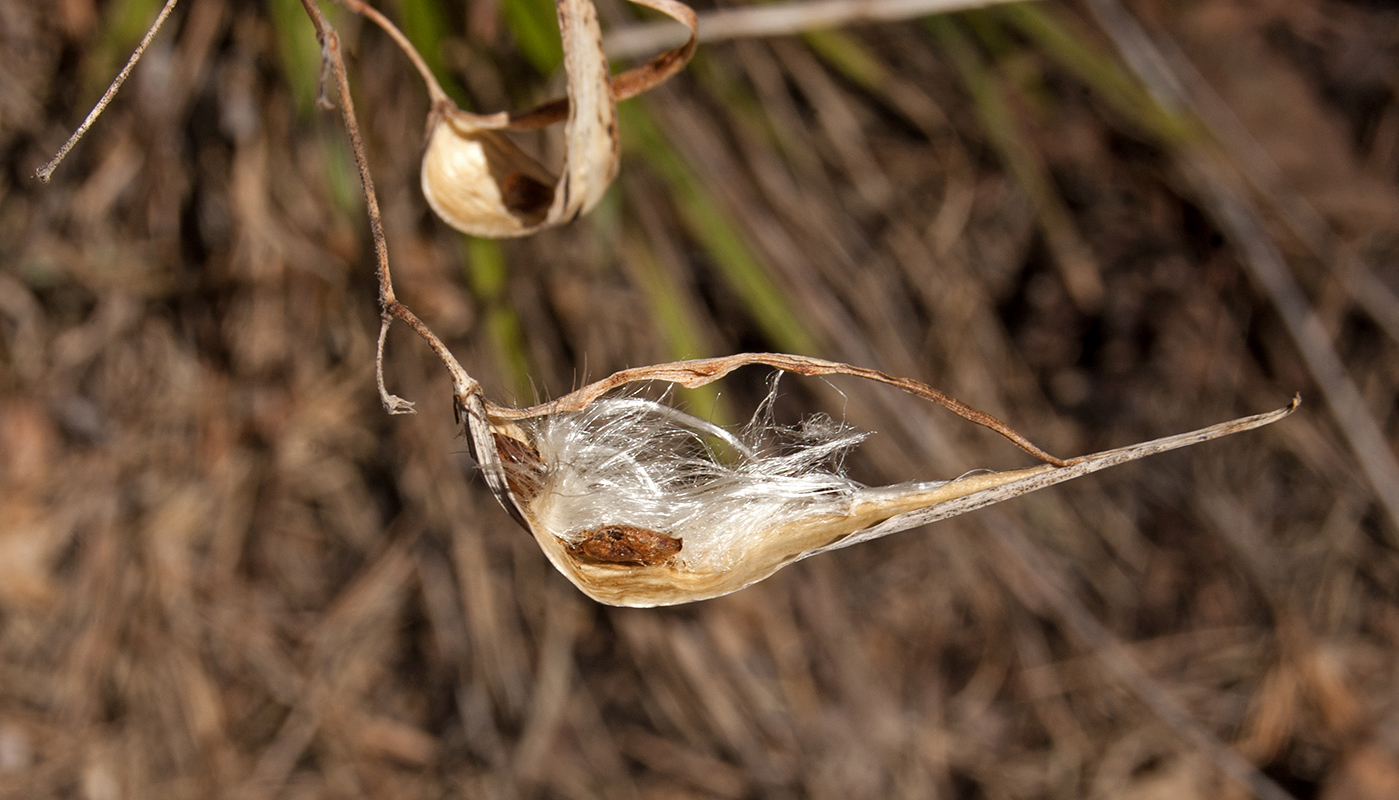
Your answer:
1;0;1398;797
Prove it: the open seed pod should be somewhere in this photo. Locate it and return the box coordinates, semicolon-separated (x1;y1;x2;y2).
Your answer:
457;353;1298;607
375;0;700;237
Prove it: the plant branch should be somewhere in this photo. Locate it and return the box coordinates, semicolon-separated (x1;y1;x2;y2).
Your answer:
338;0;450;106
296;0;479;412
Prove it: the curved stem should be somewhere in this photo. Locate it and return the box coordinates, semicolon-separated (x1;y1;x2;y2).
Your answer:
299;0;480;411
338;0;449;106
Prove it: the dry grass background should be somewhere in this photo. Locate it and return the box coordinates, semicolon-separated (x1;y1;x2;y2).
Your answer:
2;0;1399;797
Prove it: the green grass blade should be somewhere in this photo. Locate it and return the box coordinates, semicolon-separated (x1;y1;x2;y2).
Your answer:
267;0;332;115
620;235;731;425
620;101;820;356
499;0;563;75
400;0;470;105
930;15;1105;309
997;3;1198;144
462;236;535;401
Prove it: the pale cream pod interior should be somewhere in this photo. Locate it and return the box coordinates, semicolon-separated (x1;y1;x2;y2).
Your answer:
421;122;560;238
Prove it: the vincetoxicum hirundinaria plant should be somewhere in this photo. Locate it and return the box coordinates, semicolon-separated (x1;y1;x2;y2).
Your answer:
40;0;1297;607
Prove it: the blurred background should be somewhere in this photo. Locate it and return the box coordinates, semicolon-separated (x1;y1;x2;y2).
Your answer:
2;0;1398;796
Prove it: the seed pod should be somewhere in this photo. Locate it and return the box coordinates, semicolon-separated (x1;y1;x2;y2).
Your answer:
420;124;564;237
459;354;1299;608
409;0;697;237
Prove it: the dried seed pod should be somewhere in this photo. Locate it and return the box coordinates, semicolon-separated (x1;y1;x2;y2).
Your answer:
459;353;1298;607
351;0;698;237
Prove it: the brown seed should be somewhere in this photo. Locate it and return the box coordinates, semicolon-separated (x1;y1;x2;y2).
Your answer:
567;525;682;565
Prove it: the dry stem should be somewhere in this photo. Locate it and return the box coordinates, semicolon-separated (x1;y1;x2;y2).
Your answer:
35;0;183;182
295;0;479;412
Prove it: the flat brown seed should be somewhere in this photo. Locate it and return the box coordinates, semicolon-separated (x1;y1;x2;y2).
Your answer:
567;525;682;565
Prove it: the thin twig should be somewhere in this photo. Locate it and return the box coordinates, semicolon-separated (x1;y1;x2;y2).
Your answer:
35;0;183;183
604;0;1026;60
339;0;450;106
296;0;479;411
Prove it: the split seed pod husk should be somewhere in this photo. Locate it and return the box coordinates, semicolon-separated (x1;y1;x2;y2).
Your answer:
404;0;698;237
457;353;1298;607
